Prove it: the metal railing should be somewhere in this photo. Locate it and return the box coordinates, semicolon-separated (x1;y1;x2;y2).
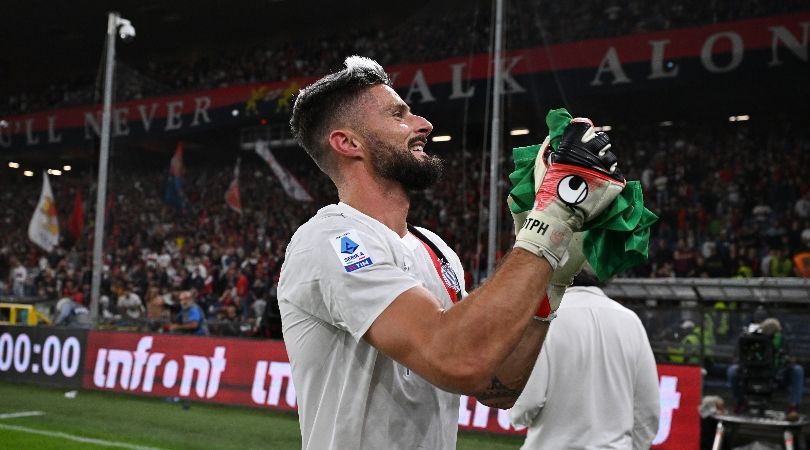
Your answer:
603;278;810;375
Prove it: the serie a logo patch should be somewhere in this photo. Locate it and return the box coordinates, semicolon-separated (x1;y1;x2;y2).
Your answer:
330;230;375;272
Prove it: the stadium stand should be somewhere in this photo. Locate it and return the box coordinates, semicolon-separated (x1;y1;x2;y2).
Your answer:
4;0;809;114
0;7;808;437
2;3;810;447
1;118;809;339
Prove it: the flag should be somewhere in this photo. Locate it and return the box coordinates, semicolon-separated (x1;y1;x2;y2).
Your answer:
225;158;243;214
165;142;188;211
28;172;60;252
67;187;84;241
255;140;313;202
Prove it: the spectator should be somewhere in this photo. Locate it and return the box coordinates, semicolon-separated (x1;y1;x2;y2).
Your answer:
673;238;697;277
8;256;27;298
145;286;170;331
762;248;793;277
34;268;59;300
117;284;145;324
215;304;241;337
53;295;92;329
794;192;810;219
170;289;207;336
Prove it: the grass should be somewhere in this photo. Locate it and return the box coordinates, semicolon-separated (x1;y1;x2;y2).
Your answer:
0;381;523;449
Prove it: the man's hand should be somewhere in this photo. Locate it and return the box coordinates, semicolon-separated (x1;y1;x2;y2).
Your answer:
514;118;625;267
532;232;587;320
548;232;587;309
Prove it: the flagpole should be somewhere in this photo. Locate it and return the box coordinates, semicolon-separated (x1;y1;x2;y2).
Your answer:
90;12;134;323
486;0;505;277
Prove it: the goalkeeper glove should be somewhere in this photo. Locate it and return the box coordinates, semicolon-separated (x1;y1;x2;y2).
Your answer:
514;118;625;268
534;232;587;320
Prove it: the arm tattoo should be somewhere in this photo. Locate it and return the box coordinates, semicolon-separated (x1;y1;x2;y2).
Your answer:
475;377;521;409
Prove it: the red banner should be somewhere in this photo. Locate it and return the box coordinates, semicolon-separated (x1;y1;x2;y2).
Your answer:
83;331;296;410
82;331;702;447
2;12;807;146
651;364;703;450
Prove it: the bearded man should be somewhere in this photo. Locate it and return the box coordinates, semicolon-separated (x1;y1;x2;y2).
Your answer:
278;56;625;449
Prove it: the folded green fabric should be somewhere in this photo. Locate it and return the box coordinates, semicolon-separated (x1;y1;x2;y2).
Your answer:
507;108;658;280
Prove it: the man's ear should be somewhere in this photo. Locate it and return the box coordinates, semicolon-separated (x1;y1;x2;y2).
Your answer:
328;129;364;159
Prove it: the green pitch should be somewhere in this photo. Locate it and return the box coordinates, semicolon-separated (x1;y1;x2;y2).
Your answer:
0;381;523;449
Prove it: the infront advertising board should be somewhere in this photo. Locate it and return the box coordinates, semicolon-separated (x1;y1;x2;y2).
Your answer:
0;325;87;388
650;364;703;450
81;331;702;448
83;331;296;411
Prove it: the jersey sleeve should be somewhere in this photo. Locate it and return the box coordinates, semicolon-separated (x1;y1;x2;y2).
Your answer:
281;224;421;341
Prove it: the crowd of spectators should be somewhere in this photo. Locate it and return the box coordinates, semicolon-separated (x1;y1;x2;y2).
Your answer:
618;122;810;279
4;0;808;115
2;118;809;338
0;155;336;338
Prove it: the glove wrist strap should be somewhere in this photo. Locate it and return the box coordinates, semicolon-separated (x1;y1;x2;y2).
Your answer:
514;211;573;268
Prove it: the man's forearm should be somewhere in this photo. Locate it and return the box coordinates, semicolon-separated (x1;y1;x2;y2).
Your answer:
437;248;551;392
476;320;548;408
363;247;553;395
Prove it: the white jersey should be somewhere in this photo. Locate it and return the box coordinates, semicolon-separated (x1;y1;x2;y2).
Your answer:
278;202;465;450
509;286;660;450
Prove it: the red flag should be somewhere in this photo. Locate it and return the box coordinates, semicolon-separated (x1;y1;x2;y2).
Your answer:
225;158;242;214
165;142;188;211
68;188;84;241
170;142;184;176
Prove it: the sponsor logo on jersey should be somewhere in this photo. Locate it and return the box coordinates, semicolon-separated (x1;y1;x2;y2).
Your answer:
330;230;375;272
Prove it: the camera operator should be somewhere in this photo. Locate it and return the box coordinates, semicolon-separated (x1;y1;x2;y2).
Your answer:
727;317;805;421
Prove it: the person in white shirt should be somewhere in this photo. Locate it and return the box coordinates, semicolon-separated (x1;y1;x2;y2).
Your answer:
117;284;144;322
9;256;27;298
510;268;660;450
279;56;625;449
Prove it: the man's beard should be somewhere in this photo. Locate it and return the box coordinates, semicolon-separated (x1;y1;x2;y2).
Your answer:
367;134;444;191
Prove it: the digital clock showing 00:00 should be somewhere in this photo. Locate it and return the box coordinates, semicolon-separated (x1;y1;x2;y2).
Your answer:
0;331;82;377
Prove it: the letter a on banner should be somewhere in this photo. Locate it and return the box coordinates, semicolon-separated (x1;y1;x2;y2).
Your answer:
255;140;313;202
28;172;60;252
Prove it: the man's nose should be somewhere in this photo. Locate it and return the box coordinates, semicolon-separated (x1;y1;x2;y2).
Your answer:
413;114;433;136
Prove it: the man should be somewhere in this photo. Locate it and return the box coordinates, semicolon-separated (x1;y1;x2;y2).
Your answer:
9;256;27;298
510;267;660;449
170;289;207;336
117;284;144;324
53;293;92;329
278;56;625;449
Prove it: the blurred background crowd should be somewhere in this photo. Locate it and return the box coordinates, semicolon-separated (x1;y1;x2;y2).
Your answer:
2;120;809;337
2;0;809;342
3;0;807;115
